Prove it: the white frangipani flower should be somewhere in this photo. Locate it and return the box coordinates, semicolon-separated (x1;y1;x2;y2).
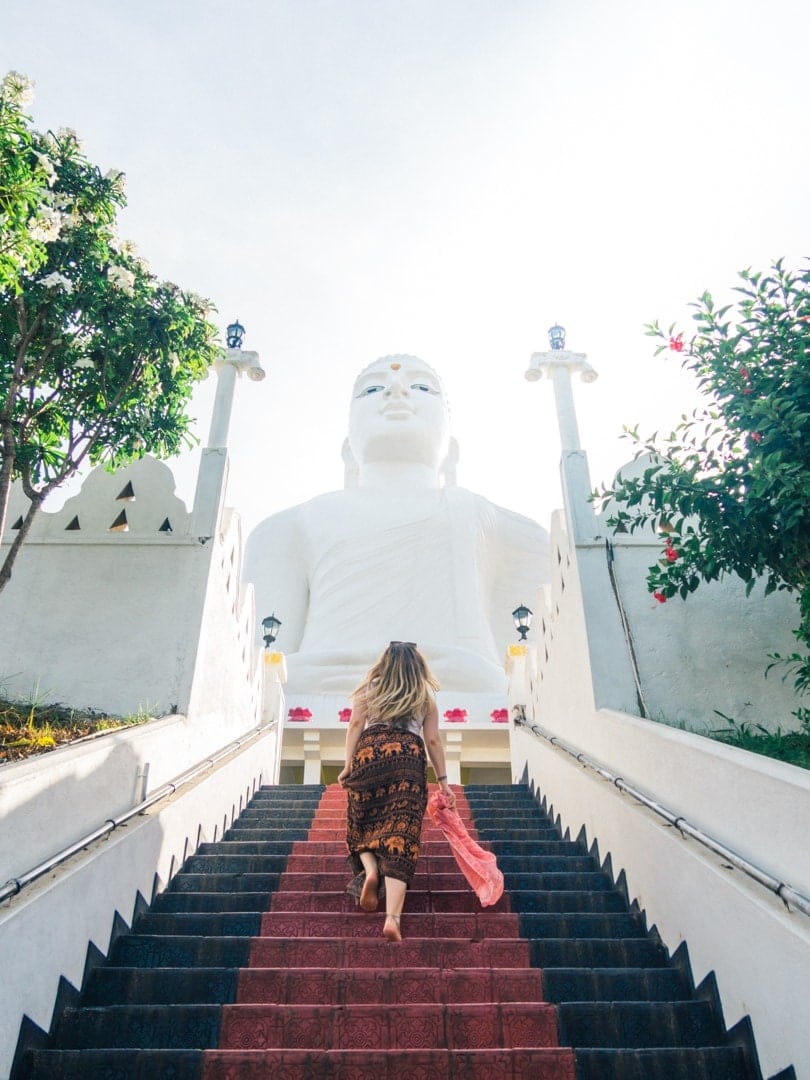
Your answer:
1;71;35;108
75;358;95;369
55;127;83;151
103;168;126;195
39;271;73;293
33;151;57;187
108;265;136;295
29;207;64;243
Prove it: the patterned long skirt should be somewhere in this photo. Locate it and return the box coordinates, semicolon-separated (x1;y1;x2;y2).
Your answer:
344;725;428;891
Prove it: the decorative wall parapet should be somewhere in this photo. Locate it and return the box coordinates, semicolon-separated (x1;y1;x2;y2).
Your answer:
0;456;262;728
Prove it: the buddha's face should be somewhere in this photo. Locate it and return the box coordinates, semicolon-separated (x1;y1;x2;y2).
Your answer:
348;356;451;470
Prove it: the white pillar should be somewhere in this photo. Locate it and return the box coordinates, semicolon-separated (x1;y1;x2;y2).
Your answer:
526;342;641;714
302;731;322;785
444;730;463;785
191;347;265;541
207;361;238;448
525;347;600;543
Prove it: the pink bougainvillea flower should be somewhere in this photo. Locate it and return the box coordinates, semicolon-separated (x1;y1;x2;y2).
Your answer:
669;334;684;352
338;708;352;722
288;707;313;721
750;432;763;443
653;591;667;604
443;708;468;723
490;708;509;724
739;367;749;379
665;546;679;562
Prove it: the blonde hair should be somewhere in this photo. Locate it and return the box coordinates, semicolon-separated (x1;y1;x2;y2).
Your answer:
353;642;440;728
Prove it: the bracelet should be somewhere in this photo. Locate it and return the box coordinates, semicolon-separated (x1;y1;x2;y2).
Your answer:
436;775;447;782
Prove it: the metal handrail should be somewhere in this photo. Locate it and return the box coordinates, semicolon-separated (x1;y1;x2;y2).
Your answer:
514;713;810;918
0;720;275;906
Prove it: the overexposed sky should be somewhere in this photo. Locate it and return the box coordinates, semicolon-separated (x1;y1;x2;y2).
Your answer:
3;0;809;538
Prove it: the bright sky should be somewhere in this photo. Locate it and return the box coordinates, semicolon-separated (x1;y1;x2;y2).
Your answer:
3;0;809;539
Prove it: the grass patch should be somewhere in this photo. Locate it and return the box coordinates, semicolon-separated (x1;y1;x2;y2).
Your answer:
0;698;152;764
708;710;810;770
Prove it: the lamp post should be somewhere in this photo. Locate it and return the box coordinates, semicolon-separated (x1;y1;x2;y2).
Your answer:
191;318;266;540
207;320;266;449
525;325;598;452
512;603;533;641
262;612;282;648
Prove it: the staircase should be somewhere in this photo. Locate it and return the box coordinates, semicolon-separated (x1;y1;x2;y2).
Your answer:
14;783;775;1079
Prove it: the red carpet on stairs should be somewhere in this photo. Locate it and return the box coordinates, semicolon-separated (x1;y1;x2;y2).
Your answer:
201;784;575;1079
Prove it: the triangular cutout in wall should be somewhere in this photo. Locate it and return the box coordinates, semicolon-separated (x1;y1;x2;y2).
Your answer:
158;518;172;533
109;510;128;532
65;516;81;531
116;481;135;501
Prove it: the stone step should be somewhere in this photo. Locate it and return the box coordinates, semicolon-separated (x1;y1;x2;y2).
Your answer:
236;965;546;1005
573;1046;761;1080
152;891;274;913
134;913;262;937
542;967;691;1004
110;934;252;969
218;1001;560;1051
506;890;626;914
22;1047;578;1079
54;1000;560;1051
277;871;473;892
519;912;647;939
527;938;669;969
557;1000;726;1049
268;889;511;914
257;911;521;939
503;872;613;891
82;967;239;1006
248;936;530;969
82;964;546;1007
164;873;282;893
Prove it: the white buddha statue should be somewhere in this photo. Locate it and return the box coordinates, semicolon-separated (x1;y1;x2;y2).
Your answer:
243;355;550;693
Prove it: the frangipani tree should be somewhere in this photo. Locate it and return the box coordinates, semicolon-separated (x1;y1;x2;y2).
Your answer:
596;259;810;707
0;71;221;592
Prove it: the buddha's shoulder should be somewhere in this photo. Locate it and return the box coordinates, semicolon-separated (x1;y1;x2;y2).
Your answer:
247;490;354;539
450;487;550;542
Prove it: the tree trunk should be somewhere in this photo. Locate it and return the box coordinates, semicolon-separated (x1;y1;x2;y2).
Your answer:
0;457;13;549
0;493;43;594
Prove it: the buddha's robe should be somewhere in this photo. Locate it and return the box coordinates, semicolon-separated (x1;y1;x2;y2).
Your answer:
244;486;549;693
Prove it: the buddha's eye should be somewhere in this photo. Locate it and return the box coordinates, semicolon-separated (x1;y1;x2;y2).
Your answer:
357;384;385;397
411;382;438;394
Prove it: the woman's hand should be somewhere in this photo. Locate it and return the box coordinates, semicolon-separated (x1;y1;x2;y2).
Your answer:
337;767;351;787
440;781;456;809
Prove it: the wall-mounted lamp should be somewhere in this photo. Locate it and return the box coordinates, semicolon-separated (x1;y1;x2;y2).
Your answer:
512;603;533;641
261;612;282;648
226;318;245;349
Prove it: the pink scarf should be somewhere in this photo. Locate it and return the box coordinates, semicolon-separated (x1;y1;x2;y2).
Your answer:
427;791;504;907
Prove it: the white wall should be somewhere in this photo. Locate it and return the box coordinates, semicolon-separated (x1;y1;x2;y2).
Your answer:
0;728;280;1080
0;705;281;885
0;457;261;726
595;453;802;733
511;722;810;1080
609;538;801;732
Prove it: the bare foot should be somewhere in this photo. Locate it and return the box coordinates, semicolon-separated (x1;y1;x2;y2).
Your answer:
383;914;402;942
359;871;379;912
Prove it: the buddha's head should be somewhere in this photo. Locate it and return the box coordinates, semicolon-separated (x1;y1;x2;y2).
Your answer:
344;355;457;485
